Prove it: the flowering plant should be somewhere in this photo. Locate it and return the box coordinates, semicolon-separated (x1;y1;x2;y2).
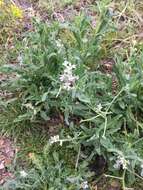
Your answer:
1;5;143;190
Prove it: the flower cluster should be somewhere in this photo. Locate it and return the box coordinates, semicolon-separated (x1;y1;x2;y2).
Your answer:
49;135;63;146
49;135;60;144
81;181;89;189
20;170;28;178
49;135;74;146
97;103;102;111
0;1;23;18
0;0;3;7
10;4;23;18
60;61;79;91
56;39;64;49
56;39;64;54
113;155;129;170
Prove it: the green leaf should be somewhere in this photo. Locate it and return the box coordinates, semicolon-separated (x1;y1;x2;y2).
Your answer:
77;93;90;103
42;92;48;102
40;111;50;121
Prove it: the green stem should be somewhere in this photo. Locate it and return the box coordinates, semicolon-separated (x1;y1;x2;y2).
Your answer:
122;170;126;190
127;168;143;181
105;170;127;190
75;145;81;170
80;115;101;123
106;87;125;113
102;87;124;138
102;116;108;138
56;86;62;98
104;174;123;180
131;137;143;147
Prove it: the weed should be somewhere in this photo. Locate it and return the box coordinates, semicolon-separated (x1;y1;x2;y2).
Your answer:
0;0;143;189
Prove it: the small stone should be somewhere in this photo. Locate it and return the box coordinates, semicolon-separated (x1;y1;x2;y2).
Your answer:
0;161;5;170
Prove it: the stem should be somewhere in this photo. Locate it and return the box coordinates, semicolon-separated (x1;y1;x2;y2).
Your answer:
75;145;81;170
117;2;128;24
102;88;124;138
44;185;48;190
127;168;143;181
105;170;127;190
106;87;124;113
122;170;126;190
102;116;108;138
104;174;123;180
131;137;143;147
56;86;62;98
80;115;100;123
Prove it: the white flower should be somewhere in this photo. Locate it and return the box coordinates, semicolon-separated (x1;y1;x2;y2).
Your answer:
49;135;60;145
56;39;64;54
20;170;28;178
60;61;79;91
113;155;129;170
81;181;89;189
97;104;102;111
56;39;64;48
62;61;76;69
62;82;73;91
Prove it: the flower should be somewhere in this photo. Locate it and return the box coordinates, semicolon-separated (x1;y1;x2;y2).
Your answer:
56;39;64;54
56;39;64;49
113;155;129;170
10;4;23;18
60;60;79;91
97;104;102;111
49;135;64;146
49;135;60;145
81;181;89;189
20;170;28;178
0;0;4;7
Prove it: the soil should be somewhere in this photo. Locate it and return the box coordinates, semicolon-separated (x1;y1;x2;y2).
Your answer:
0;137;16;185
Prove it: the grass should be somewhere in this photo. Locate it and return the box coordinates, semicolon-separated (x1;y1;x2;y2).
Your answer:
0;0;143;189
